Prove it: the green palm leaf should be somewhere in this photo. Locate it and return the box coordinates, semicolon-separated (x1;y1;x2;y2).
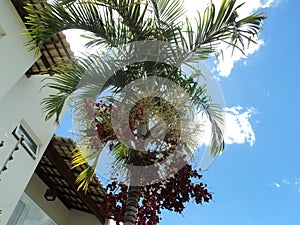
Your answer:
25;1;121;54
181;0;266;57
24;0;266;193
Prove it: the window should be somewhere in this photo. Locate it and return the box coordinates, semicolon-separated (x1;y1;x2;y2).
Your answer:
7;193;57;225
13;120;40;159
0;25;6;39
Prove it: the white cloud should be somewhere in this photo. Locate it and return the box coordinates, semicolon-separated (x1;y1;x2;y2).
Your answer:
63;0;280;76
261;0;281;8
282;179;290;185
223;106;256;146
195;105;256;147
270;177;300;193
63;29;90;56
274;182;281;188
292;178;299;186
183;0;277;76
216;39;264;77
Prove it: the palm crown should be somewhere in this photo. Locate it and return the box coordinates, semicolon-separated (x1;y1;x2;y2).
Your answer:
25;0;265;155
24;1;266;224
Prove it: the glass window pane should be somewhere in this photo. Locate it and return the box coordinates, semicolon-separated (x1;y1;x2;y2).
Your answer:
7;193;56;225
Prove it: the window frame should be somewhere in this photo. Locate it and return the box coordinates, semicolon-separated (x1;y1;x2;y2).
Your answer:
12;120;41;159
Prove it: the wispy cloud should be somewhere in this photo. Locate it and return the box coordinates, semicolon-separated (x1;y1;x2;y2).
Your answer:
195;106;257;147
282;179;290;185
223;106;256;146
270;177;300;193
274;182;281;188
261;0;282;8
64;0;281;76
184;0;281;76
216;39;264;76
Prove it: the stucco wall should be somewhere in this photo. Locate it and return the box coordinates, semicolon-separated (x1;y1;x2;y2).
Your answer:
0;1;57;224
0;0;37;99
25;174;70;225
0;73;105;225
68;209;103;225
25;174;103;225
0;2;108;225
0;74;59;224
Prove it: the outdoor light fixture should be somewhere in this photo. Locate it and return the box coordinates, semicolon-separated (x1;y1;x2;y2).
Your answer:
0;25;6;39
44;188;57;201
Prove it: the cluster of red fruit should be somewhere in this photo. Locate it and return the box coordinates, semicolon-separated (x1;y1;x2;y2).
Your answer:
100;164;212;225
84;100;212;225
85;100;147;148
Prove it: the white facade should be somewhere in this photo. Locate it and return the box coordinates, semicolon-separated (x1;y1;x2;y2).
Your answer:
23;174;102;225
0;0;39;99
0;1;57;224
0;1;106;224
0;73;60;224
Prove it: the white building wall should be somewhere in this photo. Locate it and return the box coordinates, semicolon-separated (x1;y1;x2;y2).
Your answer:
0;1;59;224
0;2;107;225
68;209;103;225
25;174;103;225
25;174;70;225
0;0;38;99
0;74;59;225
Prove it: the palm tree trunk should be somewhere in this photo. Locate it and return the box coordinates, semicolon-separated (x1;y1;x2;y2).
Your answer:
124;121;146;225
124;185;141;225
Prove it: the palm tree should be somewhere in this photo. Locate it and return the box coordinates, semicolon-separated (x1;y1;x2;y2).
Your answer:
25;0;266;224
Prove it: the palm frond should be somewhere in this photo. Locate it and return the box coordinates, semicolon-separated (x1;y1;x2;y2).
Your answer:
175;70;224;156
75;167;95;192
110;0;153;39
25;1;119;54
150;0;185;27
73;143;102;192
71;147;97;168
181;0;266;57
40;60;83;123
26;0;267;190
40;51;124;123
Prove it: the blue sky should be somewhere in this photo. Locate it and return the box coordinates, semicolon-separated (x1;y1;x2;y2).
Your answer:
56;0;300;224
159;1;300;224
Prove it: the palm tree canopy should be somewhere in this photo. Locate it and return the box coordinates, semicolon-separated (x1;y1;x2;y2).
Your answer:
24;0;266;186
26;0;265;54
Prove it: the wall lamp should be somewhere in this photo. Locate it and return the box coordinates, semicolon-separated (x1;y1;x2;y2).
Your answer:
44;188;57;201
